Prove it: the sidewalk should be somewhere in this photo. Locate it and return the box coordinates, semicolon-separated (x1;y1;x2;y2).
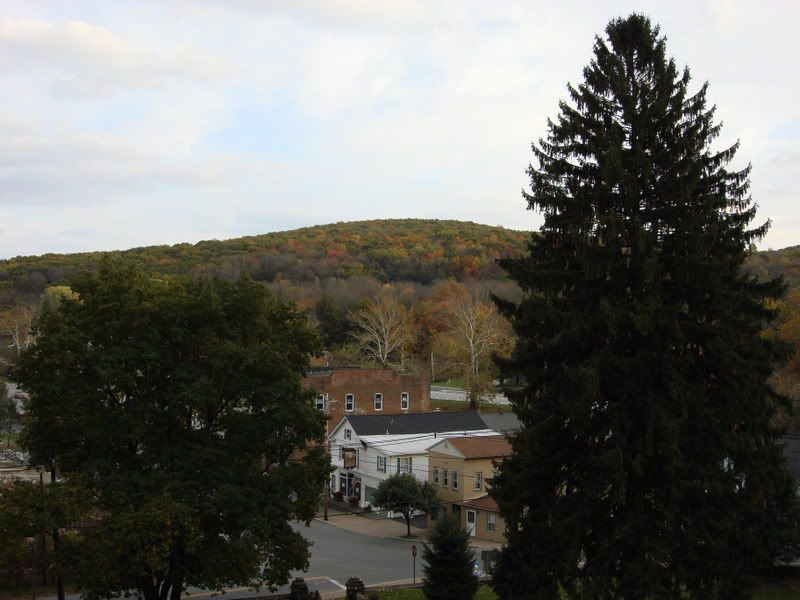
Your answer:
315;505;502;551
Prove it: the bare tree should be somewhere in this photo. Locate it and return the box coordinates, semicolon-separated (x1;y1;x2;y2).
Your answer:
348;296;413;370
0;304;37;356
446;293;510;409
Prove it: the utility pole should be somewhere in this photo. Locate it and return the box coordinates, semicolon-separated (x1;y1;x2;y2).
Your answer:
50;458;64;600
324;438;330;521
39;470;46;586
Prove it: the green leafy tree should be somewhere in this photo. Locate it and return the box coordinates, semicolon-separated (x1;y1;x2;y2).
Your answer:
315;293;350;349
0;380;18;448
421;513;478;600
14;261;328;600
0;480;90;590
492;14;800;600
372;473;439;537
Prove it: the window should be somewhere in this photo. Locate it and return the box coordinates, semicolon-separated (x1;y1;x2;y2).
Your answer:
344;428;352;441
442;469;448;487
377;455;387;473
400;392;410;410
315;394;325;411
374;393;383;411
452;470;459;490
345;393;354;412
397;457;412;474
474;472;482;491
487;512;496;532
433;466;440;484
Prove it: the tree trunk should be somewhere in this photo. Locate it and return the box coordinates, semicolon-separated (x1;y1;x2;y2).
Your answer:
50;460;64;600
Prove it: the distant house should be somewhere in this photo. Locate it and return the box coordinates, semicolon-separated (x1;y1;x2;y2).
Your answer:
427;435;511;543
328;411;495;508
306;367;430;434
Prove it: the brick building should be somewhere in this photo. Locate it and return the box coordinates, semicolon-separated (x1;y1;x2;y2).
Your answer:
305;367;430;434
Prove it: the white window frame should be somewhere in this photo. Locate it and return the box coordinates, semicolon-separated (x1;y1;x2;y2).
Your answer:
400;391;410;410
374;393;383;411
344;428;352;441
397;456;412;474
487;512;496;532
377;455;387;473
345;393;354;412
442;469;448;487
452;470;459;490
315;394;325;411
474;472;482;491
433;466;440;484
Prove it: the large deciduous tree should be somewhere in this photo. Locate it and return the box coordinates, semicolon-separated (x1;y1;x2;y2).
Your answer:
14;261;328;600
492;14;800;600
348;295;413;370
445;291;512;409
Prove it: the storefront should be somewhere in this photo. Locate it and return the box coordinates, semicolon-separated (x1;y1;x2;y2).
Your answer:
337;470;362;500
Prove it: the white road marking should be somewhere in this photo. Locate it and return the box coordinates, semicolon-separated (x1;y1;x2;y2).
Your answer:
325;577;346;590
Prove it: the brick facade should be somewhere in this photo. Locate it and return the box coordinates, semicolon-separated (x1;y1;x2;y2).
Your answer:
306;367;430;433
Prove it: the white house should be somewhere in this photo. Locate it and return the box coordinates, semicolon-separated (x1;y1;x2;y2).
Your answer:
328;411;497;508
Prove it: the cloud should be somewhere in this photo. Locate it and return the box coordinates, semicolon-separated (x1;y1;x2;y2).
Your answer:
0;16;228;95
174;0;433;31
0;116;233;207
0;1;798;258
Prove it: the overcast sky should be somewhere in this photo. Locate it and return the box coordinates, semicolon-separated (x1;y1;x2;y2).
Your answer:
0;1;798;259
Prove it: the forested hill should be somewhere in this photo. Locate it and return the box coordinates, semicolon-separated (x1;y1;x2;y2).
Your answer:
745;245;800;287
0;220;531;297
2;220;798;302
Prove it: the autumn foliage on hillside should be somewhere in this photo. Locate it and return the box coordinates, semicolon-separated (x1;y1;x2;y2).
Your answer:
0;219;529;297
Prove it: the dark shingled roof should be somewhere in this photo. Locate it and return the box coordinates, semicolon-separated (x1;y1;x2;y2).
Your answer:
479;413;520;434
345;411;489;436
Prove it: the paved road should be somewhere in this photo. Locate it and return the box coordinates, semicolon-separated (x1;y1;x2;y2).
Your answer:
52;519;447;600
430;385;510;406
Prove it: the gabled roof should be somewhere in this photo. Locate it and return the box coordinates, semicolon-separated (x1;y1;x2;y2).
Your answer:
460;494;499;512
431;435;512;459
343;411;488;436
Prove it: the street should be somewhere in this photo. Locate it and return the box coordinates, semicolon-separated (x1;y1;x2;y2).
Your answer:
262;519;429;597
430;385;510;406
51;518;446;600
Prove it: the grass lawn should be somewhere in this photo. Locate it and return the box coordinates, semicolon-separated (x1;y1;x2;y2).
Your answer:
365;585;496;599
2;431;19;449
431;377;468;389
362;581;800;599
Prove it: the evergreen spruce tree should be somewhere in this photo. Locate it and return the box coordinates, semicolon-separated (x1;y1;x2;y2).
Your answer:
491;14;800;600
421;513;479;600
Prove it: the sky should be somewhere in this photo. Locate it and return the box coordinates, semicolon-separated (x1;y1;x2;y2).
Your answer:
0;0;798;259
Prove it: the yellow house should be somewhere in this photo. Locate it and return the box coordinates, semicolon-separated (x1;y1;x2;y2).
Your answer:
427;435;510;544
